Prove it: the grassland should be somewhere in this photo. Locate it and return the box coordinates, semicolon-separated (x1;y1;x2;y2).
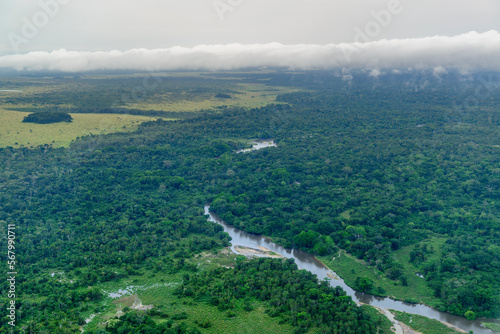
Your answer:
0;109;160;148
319;237;446;307
390;310;463;334
119;82;299;112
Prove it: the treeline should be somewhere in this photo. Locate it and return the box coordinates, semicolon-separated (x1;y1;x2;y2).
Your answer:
68;107;202;119
15;106;201;119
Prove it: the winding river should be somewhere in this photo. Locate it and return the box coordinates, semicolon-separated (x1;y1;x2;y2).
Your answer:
205;206;498;334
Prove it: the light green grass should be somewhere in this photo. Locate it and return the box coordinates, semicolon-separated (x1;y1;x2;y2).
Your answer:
141;287;294;334
122;83;299;112
483;322;500;333
390;310;463;334
319;237;446;307
0;109;161;148
319;251;434;305
339;210;351;220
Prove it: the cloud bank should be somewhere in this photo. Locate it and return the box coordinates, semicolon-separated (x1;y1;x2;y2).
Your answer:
0;31;499;73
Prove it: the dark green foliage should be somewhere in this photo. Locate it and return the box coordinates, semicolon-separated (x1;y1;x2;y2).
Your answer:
360;305;393;334
96;310;200;334
22;111;72;124
176;257;377;333
354;277;374;293
15;106;199;119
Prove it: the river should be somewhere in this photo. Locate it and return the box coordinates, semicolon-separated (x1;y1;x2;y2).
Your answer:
235;140;277;153
205;206;498;333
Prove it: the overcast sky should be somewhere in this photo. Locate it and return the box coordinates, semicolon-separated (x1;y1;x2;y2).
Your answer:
0;0;499;71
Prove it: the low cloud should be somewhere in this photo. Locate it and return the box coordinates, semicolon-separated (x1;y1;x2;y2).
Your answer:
0;31;499;73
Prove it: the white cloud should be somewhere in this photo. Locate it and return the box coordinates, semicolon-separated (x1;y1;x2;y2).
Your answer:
369;69;382;77
432;66;448;78
1;31;499;73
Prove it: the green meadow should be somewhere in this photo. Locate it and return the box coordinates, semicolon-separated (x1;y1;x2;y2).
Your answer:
0;109;159;148
390;310;463;334
319;237;446;308
121;83;299;112
482;322;500;333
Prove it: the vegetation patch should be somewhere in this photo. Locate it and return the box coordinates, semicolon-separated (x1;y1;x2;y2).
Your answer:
319;249;436;305
22;111;73;124
390;310;463;334
359;305;394;334
320;237;446;307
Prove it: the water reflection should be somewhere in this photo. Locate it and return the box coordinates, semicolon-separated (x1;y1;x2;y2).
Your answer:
205;205;498;334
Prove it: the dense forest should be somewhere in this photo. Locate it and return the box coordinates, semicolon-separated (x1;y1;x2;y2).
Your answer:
0;70;499;332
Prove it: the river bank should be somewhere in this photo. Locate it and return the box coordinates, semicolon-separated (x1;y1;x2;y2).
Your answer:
233;245;284;258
